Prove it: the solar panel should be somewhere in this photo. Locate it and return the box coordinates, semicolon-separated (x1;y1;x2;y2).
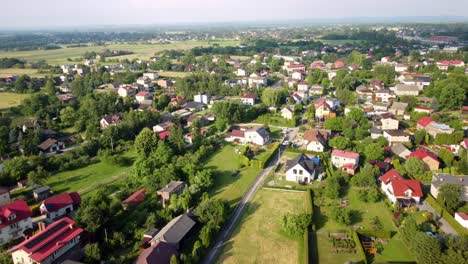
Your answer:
24;221;68;249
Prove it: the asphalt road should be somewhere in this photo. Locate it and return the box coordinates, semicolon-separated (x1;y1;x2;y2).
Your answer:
202;128;298;264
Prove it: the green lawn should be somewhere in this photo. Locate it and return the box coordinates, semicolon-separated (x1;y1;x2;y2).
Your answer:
0;68;51;78
217;189;306;264
0;40;240;65
0;92;30;109
206;144;261;208
310;232;361;264
46;150;136;198
373;233;415;263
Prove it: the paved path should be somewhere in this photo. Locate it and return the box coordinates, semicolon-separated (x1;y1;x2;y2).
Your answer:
202;128;298;264
417;200;458;235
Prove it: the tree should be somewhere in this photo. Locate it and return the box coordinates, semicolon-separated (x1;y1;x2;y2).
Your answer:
351;164;379;187
169;125;185;153
438;183;463;212
59;106;76;127
261;88;288;107
199;222;217;248
373;64;396;85
404;157;425;178
280;213;312;236
43;80;56;95
370;216;383;230
305;104;315;124
330;206;351;225
27;166;49;185
1;157;31;183
413;129;426;145
170;255;179;264
328;136;350;150
438;148;454;168
323;117;344;131
364;143;385;161
413;232;441;264
84;243;101;264
195;198;226;225
325;176;341;199
134;127;159;157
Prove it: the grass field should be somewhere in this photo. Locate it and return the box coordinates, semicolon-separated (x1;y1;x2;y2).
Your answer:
206;144;262;208
0;92;30;109
0;40;240;65
0;68;49;78
157;71;191;78
217;189;306;264
317;39;364;45
373;233;414;263
46;150;137;198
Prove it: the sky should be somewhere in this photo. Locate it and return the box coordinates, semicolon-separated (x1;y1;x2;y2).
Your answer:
2;0;468;28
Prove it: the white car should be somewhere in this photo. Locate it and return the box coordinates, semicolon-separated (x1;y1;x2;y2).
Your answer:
282;140;289;146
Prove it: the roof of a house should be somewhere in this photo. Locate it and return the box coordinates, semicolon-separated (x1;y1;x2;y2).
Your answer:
102;113;123;125
282;106;294;113
37;138;58;151
384;130;408;137
0;200;32;229
391;179;423;197
380;169;404;184
242;93;257;99
122;189;146;206
409;149;438;162
158;181;186;194
33;186;50;194
136;241;178;264
303;130;329;146
158;130;171;140
390;102;408;110
0;186;10;195
285;153;316;175
455;212;468;221
152;214;196;245
417;116;435;127
391;143;410;156
315;98;331;110
41;192;81;213
395;84;419;92
431;174;468;188
228;129;245;138
136;91;150;97
9;217;84;263
332;149;359;160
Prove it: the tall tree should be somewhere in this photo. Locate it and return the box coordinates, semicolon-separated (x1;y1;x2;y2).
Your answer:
438;183;463;212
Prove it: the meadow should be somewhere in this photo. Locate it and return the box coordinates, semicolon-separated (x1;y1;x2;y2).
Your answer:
0;92;30;109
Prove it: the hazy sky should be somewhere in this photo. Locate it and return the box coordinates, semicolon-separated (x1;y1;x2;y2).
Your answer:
2;0;468;28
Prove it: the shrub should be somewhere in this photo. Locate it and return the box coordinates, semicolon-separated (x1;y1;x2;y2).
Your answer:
351;230;368;264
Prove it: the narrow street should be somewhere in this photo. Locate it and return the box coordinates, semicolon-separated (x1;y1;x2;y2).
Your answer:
417;200;458;235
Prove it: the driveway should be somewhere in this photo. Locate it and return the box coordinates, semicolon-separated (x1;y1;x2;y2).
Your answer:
417;200;458;235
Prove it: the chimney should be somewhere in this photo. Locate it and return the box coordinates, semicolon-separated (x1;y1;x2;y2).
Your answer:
38;222;46;232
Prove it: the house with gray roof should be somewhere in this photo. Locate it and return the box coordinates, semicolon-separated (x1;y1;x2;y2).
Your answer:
389;102;408;116
391;143;411;159
285;153;316;183
431;173;468;202
151;214;196;249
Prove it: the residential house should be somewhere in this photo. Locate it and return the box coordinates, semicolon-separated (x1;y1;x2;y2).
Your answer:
0;200;32;245
32;186;51;201
137;241;178;264
383;130;410;145
286;64;306;73
389;102;408;116
375;113;399;130
401;76;431;90
369;79;385;90
331;149;360;175
136;91;151;103
194;93;211;105
315;98;334;120
395;63;408;73
157;79;173;88
454;212;468;229
416;116;454;137
381;56;392;63
297;82;310;91
393;84;419;96
333;60;346;69
157;181;187;208
303;129;329;152
241;93;257;106
285;153;316;183
100;113;123;129
122;189;145;210
39;192;81;222
291;71;304;81
374;89;396;103
372;102;390;112
187;115;210;127
436;60;465;70
225;126;270;146
310;60;325;69
391;143;411;160
409;149;440;171
56;94;76;104
137;77;153;89
235;69;250;77
37;138;65;154
281;106;295;120
430;173;468;201
117;85;137;97
183;102;204;112
143;72;159;80
9;217;84;264
0;187;10;206
153;121;174;133
380;169;423;205
309;84;324;95
248;76;268;87
414;106;433;114
370;128;383;139
150;214;195;250
291;91;309;104
183;128;206;144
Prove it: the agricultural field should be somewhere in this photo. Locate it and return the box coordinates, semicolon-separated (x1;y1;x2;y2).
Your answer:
0;40;240;65
206;144;262;209
217;189;306;264
157;71;191;78
0;92;30;109
45;150;137;198
0;68;49;78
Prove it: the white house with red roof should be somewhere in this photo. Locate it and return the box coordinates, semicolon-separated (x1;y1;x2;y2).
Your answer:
436;60;465;70
331;149;360;174
225;126;270;146
39;192;81;223
286;63;306;73
380;169;423;205
136;91;151;103
297;82;310;92
0;200;32;245
409;149;440;171
315;98;334;120
240;93;257;106
454;212;468;229
414;106;433;114
9;217;84;264
117;85;137;97
291;71;304;80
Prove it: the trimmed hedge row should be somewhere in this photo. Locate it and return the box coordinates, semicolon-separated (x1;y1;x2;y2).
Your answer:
425;194;468;235
253;142;281;169
358;229;394;239
351;230;368;264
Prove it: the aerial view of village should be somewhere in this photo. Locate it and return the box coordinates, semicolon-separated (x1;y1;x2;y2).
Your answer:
0;1;467;264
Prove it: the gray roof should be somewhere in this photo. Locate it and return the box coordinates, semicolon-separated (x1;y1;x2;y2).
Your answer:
153;214;196;244
391;143;410;156
383;129;407;137
33;185;50;194
432;173;468;188
395;84;419;92
158;181;186;194
370;128;382;134
390;102;408;111
285;153;315;175
255;127;269;139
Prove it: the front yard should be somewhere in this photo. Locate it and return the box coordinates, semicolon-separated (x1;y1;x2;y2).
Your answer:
217;189;306;264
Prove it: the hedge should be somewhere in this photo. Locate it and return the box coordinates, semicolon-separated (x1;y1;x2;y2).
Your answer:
358;229;394;239
305;189;314;218
255;142;281;169
351;229;368;264
425;194;468;235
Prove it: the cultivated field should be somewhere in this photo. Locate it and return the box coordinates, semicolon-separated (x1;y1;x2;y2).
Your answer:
217;189;306;264
0;40;240;65
0;92;30;109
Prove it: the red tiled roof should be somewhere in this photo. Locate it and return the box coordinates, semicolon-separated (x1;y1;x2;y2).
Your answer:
437;60;464;66
415;106;432;111
122;189;145;206
158;130;171;140
229;129;245;138
136;91;149;96
9;217;84;263
287;64;306;69
242;93;257;99
456;212;468;221
417;116;434;127
41;192;81;213
380;169;403;184
391;179;423;197
0;200;32;229
332;149;359;159
409;148;438;161
315;98;331;110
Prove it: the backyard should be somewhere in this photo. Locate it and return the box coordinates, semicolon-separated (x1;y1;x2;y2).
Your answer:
217;189;306;264
0;92;30;109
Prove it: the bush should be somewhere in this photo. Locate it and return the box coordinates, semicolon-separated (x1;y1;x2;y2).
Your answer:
351;230;368;264
281;213;312;237
358;229;393;239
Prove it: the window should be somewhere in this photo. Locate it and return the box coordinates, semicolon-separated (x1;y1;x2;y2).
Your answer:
299;170;303;175
293;169;297;174
8;214;16;221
